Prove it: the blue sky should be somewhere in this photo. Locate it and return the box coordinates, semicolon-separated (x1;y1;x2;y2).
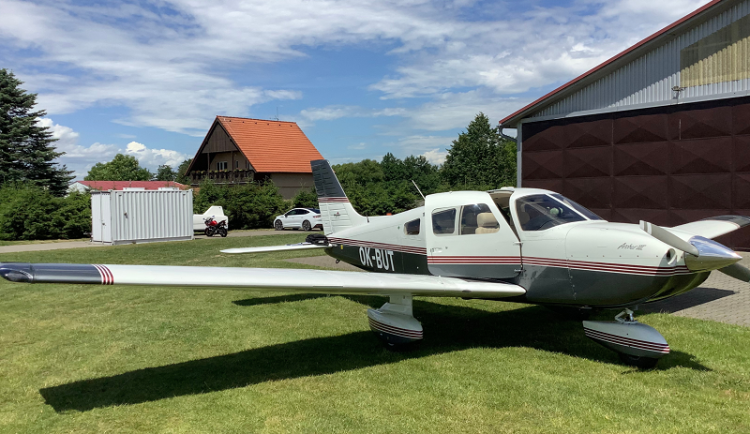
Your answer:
1;0;710;178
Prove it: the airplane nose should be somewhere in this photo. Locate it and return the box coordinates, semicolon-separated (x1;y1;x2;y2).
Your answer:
684;236;742;272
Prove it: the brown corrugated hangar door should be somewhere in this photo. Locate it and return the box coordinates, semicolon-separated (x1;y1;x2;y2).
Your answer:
521;96;750;250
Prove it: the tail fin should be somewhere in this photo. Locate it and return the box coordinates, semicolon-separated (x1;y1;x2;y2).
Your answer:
311;160;366;235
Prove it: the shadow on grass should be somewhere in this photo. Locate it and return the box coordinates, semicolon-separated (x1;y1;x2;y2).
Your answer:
40;295;709;412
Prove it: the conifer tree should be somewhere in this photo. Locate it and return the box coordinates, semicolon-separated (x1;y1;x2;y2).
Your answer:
0;69;73;195
442;112;516;189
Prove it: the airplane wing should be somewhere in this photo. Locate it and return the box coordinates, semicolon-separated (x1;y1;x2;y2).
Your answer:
671;215;750;240
0;262;526;299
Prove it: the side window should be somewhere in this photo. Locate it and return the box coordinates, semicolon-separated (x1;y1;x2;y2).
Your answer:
404;219;420;235
217;161;228;170
460;203;499;235
298;209;309;214
432;208;457;235
286;210;297;216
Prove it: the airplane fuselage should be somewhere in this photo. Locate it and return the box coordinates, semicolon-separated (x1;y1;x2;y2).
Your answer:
322;190;715;310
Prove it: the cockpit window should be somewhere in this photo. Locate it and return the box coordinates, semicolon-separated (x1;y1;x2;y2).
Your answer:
550;194;602;220
515;194;585;231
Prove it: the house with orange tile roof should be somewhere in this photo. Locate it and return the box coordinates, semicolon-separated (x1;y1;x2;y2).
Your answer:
186;116;324;199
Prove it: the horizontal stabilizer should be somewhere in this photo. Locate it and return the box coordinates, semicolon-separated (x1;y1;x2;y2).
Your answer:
221;243;329;254
0;262;526;299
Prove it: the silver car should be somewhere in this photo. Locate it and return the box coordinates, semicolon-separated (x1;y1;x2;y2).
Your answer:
274;208;322;231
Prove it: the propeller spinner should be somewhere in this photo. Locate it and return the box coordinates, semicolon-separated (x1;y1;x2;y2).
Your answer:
640;220;747;277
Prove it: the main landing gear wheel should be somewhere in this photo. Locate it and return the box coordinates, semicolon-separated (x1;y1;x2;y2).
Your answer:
274;220;283;231
367;295;423;351
302;220;312;231
583;309;670;369
618;353;659;369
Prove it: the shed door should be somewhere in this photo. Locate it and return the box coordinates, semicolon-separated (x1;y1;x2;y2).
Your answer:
101;196;112;243
426;198;521;279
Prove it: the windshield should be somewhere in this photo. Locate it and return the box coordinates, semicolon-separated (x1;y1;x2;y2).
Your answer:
550;194;602;220
515;194;586;231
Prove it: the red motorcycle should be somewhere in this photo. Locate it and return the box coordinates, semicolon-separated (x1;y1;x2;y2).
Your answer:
204;217;228;237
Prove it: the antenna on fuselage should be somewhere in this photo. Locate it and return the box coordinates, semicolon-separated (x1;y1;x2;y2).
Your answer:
411;180;425;200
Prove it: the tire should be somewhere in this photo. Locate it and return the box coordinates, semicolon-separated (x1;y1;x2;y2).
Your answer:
302;220;312;231
618;353;659;369
275;220;283;231
204;228;213;237
219;228;228;237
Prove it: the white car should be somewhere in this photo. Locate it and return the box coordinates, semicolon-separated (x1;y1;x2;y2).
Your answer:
194;206;229;231
274;208;322;231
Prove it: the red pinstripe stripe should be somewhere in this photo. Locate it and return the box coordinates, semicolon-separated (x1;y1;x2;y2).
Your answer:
102;265;114;285
368;318;423;339
584;328;670;353
329;238;427;255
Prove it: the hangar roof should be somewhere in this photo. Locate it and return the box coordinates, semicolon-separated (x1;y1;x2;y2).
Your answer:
500;0;731;128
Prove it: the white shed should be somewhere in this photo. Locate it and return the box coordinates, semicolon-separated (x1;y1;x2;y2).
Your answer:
91;190;194;245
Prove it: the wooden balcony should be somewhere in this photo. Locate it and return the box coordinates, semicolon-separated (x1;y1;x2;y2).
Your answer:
189;169;255;185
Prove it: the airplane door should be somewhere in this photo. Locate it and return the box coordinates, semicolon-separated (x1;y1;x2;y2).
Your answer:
425;193;521;279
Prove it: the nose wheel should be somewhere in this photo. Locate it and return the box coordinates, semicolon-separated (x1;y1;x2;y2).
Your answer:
583;308;669;369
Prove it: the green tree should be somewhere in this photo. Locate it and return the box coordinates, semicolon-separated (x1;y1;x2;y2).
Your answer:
441;112;516;189
176;158;192;185
0;69;73;196
0;183;90;240
292;187;319;209
85;154;153;181
156;165;176;181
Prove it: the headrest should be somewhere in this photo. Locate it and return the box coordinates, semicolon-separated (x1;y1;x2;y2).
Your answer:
477;213;498;228
518;211;530;225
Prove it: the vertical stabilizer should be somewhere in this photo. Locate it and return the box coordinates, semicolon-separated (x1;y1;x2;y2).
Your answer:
311;160;366;235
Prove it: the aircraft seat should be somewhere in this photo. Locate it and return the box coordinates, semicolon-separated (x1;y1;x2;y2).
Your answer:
475;213;500;234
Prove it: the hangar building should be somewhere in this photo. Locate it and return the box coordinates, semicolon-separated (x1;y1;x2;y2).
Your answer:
500;0;750;249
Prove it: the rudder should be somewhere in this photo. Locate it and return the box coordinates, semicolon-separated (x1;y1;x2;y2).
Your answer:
311;160;366;235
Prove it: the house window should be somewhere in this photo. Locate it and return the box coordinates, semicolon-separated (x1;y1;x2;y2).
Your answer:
217;161;228;170
235;160;239;169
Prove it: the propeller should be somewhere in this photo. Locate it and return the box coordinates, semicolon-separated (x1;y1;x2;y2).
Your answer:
640;221;699;256
718;262;750;282
639;220;743;273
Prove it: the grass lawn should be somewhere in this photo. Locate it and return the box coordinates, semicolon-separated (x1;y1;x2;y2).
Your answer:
1;234;749;433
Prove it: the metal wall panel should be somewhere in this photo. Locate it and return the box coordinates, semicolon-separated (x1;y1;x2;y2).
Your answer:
522;95;750;250
91;190;193;245
533;0;750;121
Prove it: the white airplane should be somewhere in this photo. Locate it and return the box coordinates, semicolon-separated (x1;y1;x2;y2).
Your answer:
2;160;749;368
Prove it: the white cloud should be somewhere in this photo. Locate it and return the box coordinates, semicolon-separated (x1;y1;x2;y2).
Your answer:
348;142;367;150
125;141;190;168
5;0;712;138
40;118;188;179
422;148;448;165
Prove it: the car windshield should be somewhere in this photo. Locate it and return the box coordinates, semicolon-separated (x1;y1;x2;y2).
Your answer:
515;194;586;231
311;209;321;214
